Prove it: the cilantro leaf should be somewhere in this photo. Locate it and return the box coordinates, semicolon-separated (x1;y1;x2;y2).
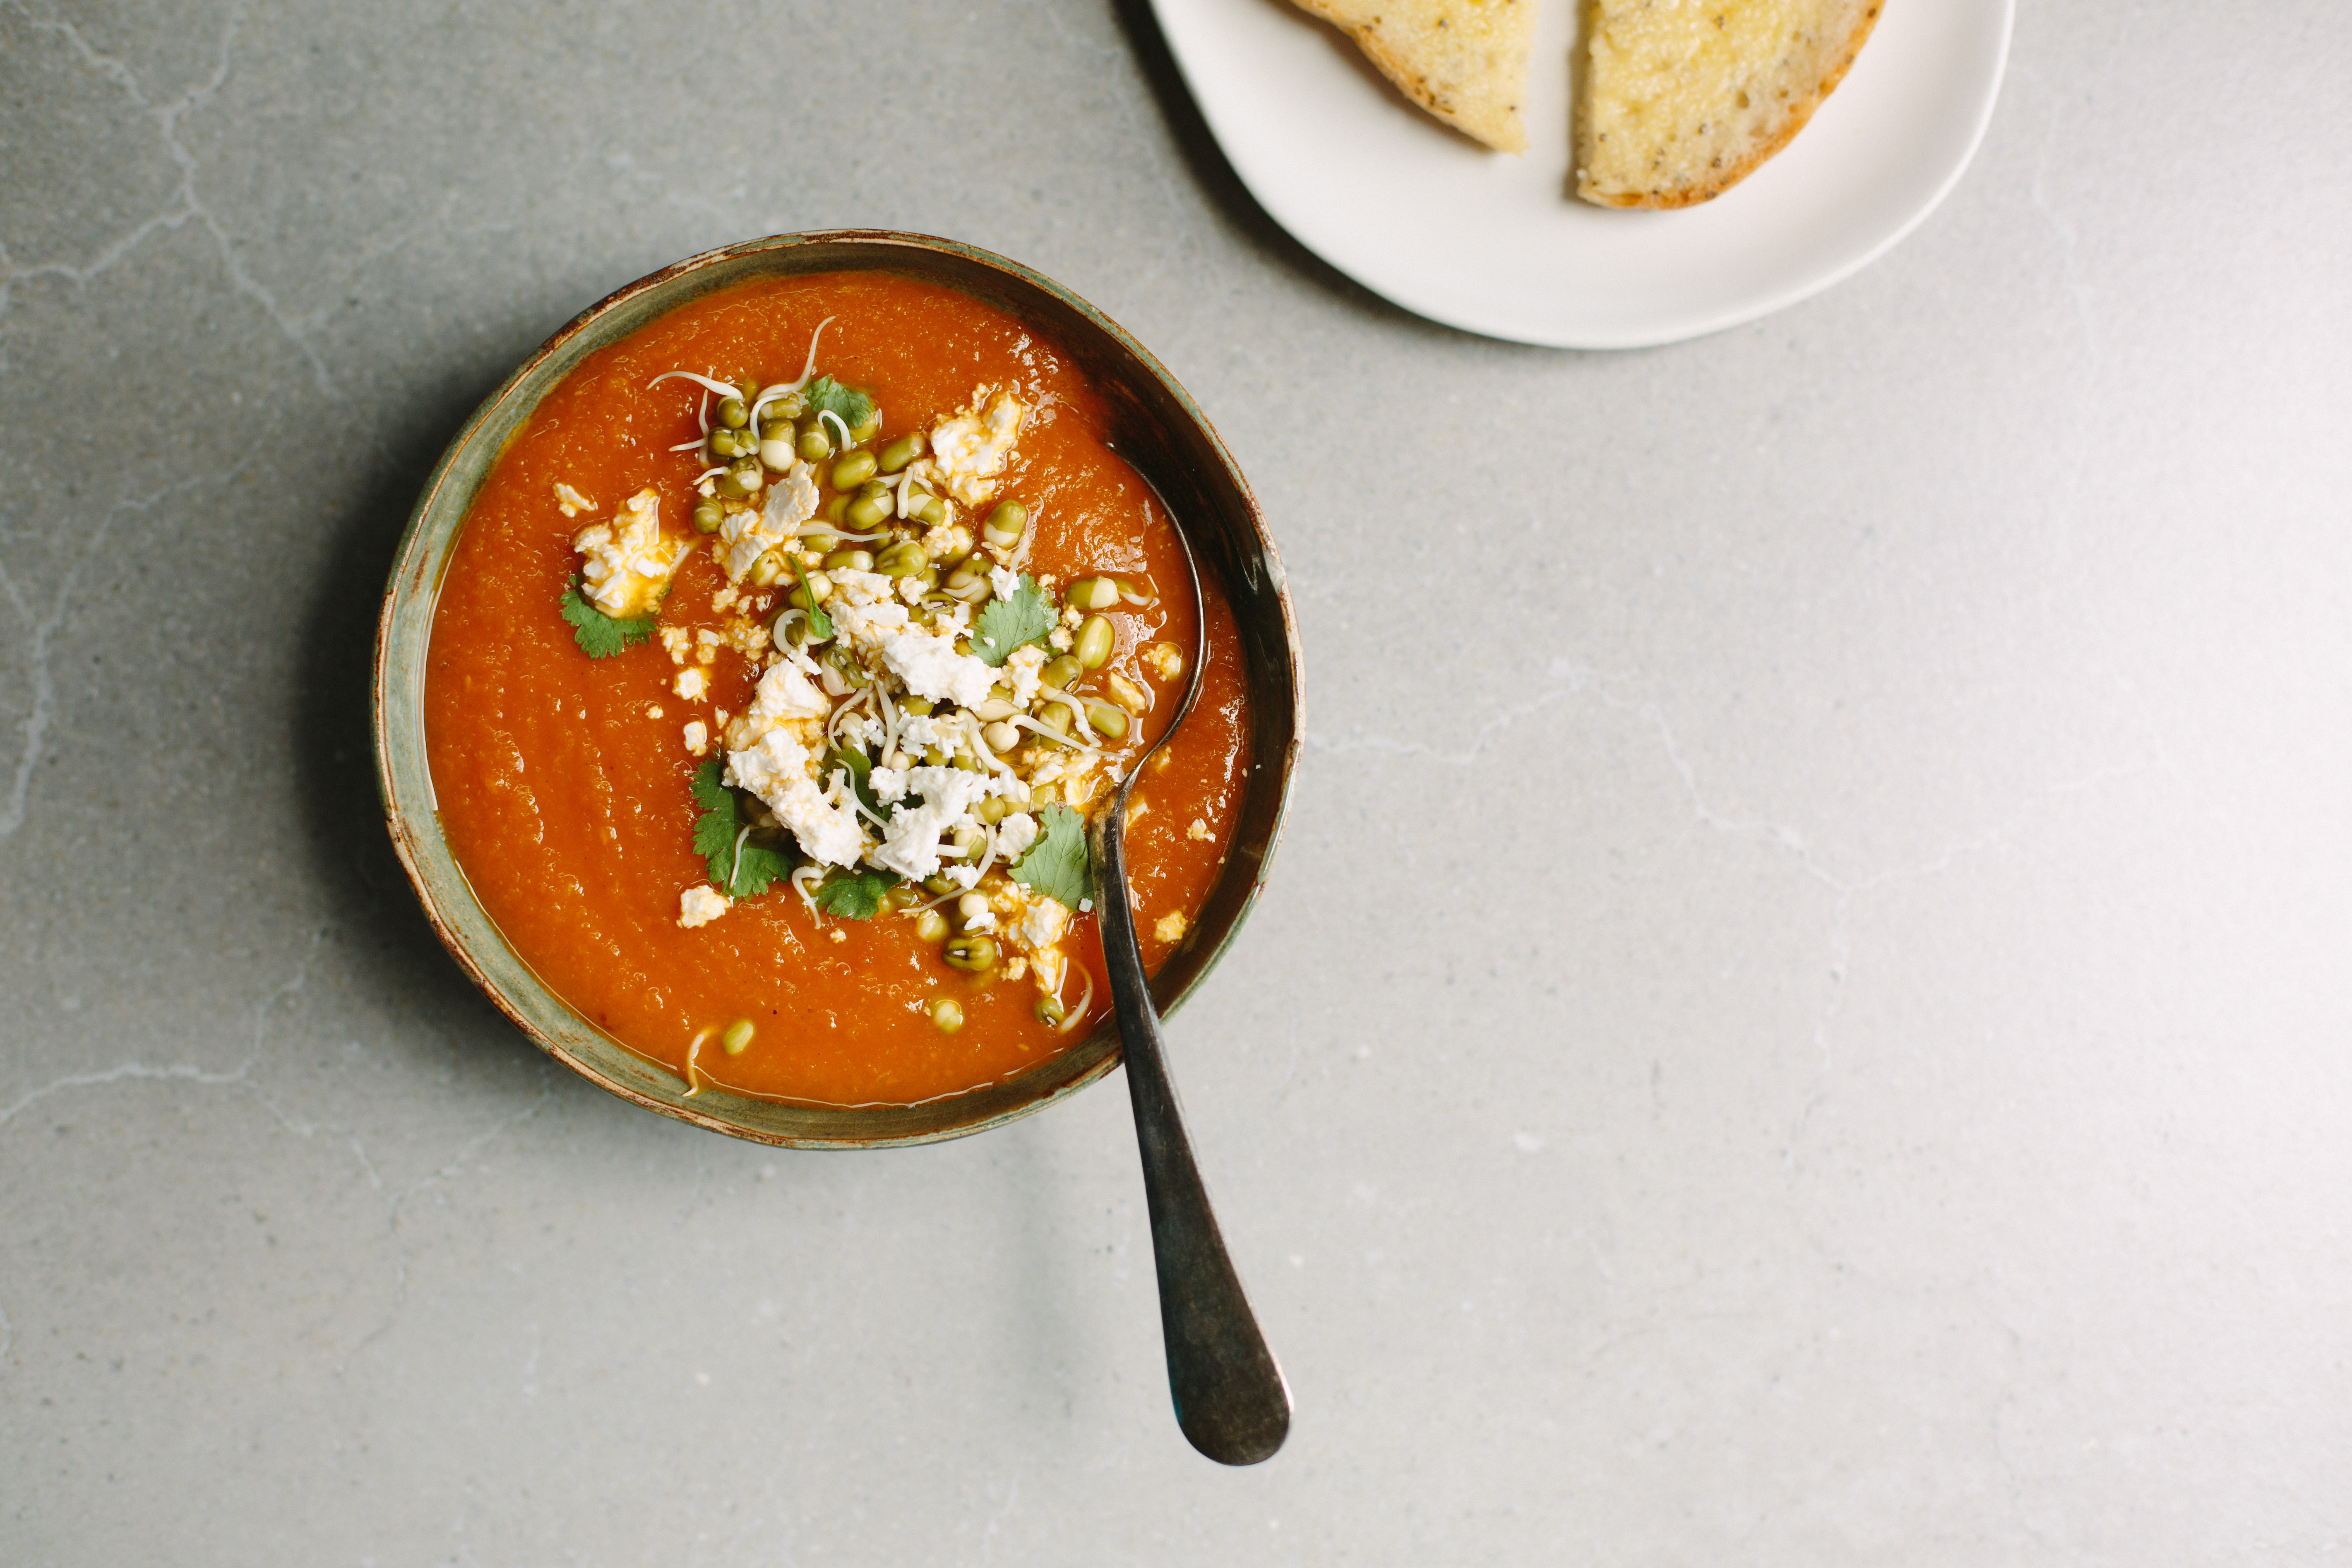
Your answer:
789;555;834;643
812;868;897;920
971;574;1054;666
690;760;791;898
561;579;655;659
689;762;740;860
1009;803;1091;908
802;375;874;433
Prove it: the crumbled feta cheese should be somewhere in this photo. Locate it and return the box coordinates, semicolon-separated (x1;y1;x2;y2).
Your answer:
574;488;687;617
924;389;1026;507
989;564;1023;601
678;886;730;928
834;603;911;658
648;705;664;720
1018;898;1072;951
1010;895;1072;960
725;726;865;867
1140;642;1184;682
554;482;596;518
1004;644;1046;710
868;766;909;803
1187;817;1211;841
674;667;708;701
727;617;770;658
660;626;690;665
1049;625;1073;652
896;713;959;752
748;659;829;723
870;766;993;880
718;460;819;581
683;720;709;754
828;569;895;608
879;626;997;708
1155;911;1189;944
712;586;739;612
995;811;1040;860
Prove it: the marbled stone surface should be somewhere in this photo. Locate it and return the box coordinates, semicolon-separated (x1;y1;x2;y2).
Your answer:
4;2;2348;1561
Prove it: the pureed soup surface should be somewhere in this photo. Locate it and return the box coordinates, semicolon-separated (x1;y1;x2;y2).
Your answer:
425;271;1252;1107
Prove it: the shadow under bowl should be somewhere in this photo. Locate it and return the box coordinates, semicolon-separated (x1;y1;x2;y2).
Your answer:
372;231;1302;1149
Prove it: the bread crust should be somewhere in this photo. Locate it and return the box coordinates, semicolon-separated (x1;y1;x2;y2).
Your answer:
1575;0;1884;209
1290;0;1535;154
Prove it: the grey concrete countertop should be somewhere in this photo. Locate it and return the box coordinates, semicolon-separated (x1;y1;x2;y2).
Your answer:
4;2;2348;1561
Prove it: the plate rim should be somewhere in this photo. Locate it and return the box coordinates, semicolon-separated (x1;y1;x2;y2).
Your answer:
1147;0;2018;349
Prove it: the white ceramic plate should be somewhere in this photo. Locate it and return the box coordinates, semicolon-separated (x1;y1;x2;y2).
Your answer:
1150;0;2014;348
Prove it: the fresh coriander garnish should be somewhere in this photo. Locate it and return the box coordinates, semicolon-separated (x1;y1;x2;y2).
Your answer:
690;761;790;898
971;573;1054;666
812;868;897;920
801;375;874;433
560;578;656;659
1009;803;1090;908
789;555;834;643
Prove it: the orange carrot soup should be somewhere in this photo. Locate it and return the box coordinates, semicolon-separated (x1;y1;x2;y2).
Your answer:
424;272;1252;1107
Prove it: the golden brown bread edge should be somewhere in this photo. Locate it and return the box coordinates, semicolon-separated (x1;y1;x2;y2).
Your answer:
1576;0;1886;208
1288;0;1535;154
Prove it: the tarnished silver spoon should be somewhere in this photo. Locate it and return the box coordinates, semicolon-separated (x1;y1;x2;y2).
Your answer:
1091;510;1292;1466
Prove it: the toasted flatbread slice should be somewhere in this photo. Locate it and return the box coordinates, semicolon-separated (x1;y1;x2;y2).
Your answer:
1290;0;1539;154
1576;0;1884;208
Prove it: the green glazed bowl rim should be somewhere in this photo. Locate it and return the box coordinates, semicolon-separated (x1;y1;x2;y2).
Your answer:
372;231;1303;1149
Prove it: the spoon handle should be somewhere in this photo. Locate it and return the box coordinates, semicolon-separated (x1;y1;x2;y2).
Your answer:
1098;814;1292;1465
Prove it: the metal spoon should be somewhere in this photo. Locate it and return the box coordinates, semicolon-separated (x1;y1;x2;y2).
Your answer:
1092;510;1292;1466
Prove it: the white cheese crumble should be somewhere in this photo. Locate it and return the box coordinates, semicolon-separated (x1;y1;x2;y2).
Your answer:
678;886;730;928
574;488;687;617
1187;817;1211;841
725;724;865;868
989;564;1023;601
1004;644;1046;710
1155;911;1189;943
683;720;709;754
659;626;690;665
1014;896;1072;954
870;766;993;880
674;667;709;701
923;389;1027;507
554;482;596;518
879;626;997;708
995;811;1040;860
718;460;819;581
